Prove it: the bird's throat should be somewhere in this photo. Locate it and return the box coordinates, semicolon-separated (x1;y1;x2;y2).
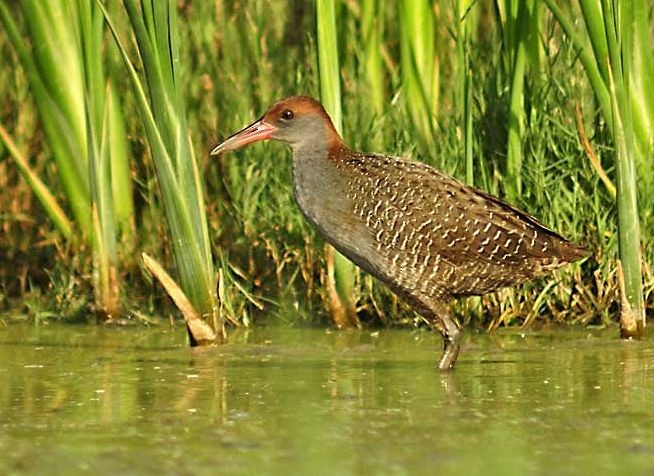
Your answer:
291;143;351;234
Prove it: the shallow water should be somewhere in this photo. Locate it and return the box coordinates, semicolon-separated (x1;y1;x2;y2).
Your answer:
1;323;653;475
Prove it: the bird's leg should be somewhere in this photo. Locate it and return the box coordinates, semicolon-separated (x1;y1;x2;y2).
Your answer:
437;317;461;370
428;304;462;370
402;293;463;370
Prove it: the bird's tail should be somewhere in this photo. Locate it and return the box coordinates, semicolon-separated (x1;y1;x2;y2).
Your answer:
557;240;591;263
533;239;590;274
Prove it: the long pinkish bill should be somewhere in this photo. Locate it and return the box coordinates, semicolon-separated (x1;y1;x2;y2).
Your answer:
210;119;277;155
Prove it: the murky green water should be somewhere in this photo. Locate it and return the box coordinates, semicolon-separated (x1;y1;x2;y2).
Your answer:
1;324;653;475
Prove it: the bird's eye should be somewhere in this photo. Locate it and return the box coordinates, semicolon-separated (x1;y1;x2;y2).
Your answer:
281;110;294;120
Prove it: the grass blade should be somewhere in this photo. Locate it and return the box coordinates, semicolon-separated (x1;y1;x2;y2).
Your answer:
398;0;438;153
100;0;221;340
0;125;74;239
316;0;360;328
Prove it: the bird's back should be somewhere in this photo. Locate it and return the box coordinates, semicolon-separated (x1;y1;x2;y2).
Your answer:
330;152;587;300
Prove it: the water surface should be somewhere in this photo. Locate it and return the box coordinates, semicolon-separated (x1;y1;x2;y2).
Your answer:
1;324;653;475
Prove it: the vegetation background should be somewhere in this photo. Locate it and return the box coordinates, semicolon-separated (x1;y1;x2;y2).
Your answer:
0;0;651;337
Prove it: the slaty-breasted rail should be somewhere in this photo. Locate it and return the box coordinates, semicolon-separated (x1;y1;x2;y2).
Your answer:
211;96;587;369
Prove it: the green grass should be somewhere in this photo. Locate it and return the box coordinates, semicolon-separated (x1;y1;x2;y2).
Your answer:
544;0;647;336
0;1;651;335
100;0;221;341
0;0;132;319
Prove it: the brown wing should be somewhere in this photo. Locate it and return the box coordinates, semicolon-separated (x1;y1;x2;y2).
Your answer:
342;154;586;297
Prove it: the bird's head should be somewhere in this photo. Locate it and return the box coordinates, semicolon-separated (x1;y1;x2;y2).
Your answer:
210;96;342;156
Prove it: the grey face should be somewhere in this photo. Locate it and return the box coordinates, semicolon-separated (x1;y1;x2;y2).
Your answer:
271;113;329;151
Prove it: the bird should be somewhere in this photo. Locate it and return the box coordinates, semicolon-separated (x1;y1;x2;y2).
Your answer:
211;95;588;370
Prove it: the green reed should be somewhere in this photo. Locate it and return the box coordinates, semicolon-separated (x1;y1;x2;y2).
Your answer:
316;0;360;328
544;0;647;336
0;125;73;239
0;0;132;318
495;0;541;201
398;0;438;154
100;0;221;340
455;0;476;185
1;1;652;334
361;0;386;117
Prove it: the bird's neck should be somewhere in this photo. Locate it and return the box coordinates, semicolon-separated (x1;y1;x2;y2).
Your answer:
291;140;333;199
290;127;347;180
291;139;350;228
